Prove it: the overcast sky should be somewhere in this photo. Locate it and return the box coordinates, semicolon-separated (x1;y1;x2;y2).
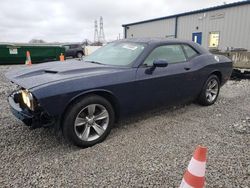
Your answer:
0;0;239;43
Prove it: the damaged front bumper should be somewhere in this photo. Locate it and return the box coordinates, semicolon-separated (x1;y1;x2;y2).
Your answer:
8;91;56;129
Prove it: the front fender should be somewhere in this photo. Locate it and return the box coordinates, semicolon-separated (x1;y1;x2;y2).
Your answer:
64;89;120;115
32;88;119;117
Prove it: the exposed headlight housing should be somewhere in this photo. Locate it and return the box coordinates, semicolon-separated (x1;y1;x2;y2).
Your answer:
21;90;34;111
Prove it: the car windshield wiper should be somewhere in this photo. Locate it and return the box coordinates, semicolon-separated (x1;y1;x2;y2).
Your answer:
85;61;104;65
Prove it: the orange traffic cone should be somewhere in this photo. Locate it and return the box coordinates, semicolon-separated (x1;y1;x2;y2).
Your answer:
25;51;32;66
180;146;207;188
60;53;65;61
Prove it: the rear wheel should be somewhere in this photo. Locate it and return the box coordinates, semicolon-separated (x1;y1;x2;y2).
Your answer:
62;95;115;147
198;75;220;106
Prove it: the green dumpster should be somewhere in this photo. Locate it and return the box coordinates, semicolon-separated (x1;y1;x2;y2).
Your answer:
0;43;65;65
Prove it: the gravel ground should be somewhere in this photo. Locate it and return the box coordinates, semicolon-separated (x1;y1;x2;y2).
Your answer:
0;65;249;187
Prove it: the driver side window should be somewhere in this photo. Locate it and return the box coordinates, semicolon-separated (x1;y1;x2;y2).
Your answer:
144;45;187;66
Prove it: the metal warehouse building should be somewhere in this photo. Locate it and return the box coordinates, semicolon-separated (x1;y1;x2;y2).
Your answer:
122;1;250;51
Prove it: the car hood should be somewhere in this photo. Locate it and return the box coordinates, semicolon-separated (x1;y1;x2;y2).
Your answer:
5;59;124;89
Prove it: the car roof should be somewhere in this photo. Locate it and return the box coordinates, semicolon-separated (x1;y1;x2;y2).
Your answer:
117;37;209;54
119;37;195;45
63;44;81;46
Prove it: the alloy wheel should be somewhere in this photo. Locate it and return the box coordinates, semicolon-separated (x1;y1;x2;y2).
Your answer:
74;104;109;141
205;79;219;103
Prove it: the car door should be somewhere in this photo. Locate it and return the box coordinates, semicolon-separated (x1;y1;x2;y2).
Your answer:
135;44;198;110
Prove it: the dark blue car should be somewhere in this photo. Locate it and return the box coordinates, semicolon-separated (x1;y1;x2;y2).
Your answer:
6;38;232;147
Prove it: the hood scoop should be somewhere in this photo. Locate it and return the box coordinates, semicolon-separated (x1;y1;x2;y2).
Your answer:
44;70;58;74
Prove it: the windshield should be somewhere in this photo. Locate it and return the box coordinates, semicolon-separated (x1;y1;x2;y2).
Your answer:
84;42;145;66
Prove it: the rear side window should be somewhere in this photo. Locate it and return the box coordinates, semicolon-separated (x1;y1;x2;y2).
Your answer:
183;45;198;59
144;45;187;66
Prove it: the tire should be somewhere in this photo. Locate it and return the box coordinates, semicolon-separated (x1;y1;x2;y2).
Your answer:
76;52;83;58
198;75;220;106
62;95;115;147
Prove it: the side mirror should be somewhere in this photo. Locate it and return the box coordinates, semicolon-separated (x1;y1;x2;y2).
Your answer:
145;59;168;74
153;59;168;67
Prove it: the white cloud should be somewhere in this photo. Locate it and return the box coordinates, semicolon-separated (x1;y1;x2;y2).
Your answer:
0;0;239;42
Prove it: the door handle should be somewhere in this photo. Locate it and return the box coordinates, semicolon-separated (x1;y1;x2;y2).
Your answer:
184;67;191;71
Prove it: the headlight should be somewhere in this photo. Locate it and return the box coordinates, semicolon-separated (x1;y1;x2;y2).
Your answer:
21;90;34;110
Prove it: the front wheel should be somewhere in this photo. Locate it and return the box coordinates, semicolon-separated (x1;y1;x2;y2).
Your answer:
62;95;115;147
76;52;83;58
198;75;220;106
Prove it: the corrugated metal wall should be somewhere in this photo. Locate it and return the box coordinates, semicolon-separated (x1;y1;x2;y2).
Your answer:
177;4;250;50
126;18;176;38
124;4;250;51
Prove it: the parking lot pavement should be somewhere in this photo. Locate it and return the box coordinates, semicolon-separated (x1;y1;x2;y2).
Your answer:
0;65;249;187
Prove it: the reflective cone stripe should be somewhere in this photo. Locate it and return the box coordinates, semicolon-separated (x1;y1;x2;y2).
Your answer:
187;158;206;177
180;146;207;188
25;51;32;65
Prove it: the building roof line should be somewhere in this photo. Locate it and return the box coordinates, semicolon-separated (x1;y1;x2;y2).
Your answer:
122;0;250;27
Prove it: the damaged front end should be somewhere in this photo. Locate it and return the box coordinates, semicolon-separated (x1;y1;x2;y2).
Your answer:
8;89;56;129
